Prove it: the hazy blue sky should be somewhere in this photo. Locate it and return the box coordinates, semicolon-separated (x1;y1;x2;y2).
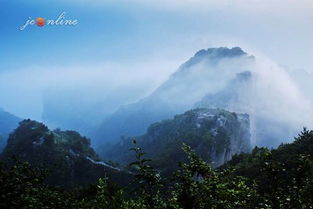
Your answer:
1;0;313;119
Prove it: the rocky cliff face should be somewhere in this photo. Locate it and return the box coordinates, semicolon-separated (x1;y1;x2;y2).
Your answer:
1;120;131;188
103;108;251;174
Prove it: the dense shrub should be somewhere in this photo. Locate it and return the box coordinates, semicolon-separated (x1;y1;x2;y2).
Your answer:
1;129;313;208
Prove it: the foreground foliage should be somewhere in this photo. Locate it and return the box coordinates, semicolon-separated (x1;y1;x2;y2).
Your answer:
1;129;313;208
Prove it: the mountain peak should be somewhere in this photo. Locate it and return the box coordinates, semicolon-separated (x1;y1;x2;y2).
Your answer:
178;47;252;71
194;47;247;59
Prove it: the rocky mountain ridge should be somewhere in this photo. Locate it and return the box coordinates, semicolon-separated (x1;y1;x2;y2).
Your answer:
102;108;251;175
1;119;131;188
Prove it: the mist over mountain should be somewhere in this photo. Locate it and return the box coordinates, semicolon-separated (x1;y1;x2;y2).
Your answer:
41;76;157;136
93;47;255;145
195;69;309;147
288;68;313;102
0;108;21;151
94;47;312;148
